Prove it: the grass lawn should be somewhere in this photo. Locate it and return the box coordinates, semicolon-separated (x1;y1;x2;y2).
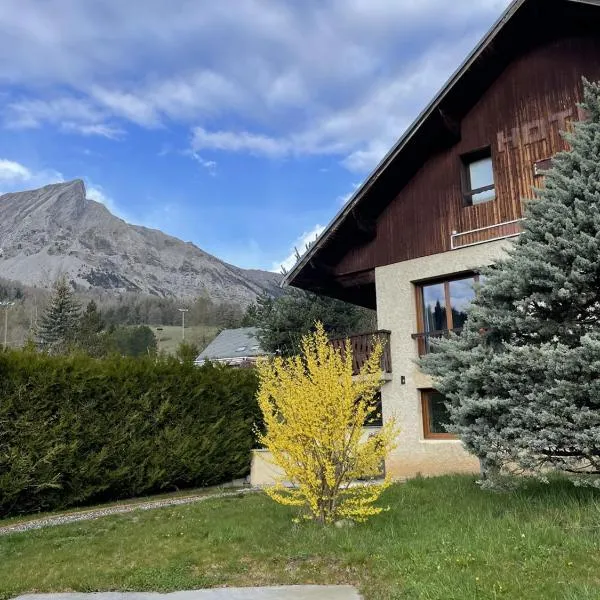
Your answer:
2;476;599;600
151;325;219;355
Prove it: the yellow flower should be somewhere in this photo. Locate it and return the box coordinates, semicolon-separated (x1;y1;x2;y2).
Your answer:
256;322;399;524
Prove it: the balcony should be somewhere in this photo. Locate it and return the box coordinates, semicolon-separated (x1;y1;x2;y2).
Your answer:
411;328;463;357
330;330;392;376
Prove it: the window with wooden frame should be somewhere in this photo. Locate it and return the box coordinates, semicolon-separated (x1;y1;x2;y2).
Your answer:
461;147;496;206
413;273;480;355
421;389;455;439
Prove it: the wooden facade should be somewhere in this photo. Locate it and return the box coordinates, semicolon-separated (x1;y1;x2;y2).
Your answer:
287;0;600;309
336;36;600;276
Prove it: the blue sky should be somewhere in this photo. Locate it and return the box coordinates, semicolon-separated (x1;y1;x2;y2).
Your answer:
0;0;510;272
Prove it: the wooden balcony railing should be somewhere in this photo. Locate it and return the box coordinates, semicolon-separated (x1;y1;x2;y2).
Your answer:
411;328;463;357
330;330;392;375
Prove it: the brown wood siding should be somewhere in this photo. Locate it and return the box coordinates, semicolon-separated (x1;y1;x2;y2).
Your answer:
334;35;600;276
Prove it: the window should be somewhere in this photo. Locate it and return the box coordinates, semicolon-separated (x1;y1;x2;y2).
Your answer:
462;148;495;206
365;391;383;427
414;274;479;355
533;157;553;177
421;389;454;439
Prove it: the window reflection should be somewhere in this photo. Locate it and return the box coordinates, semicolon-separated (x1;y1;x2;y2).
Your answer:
469;157;494;191
417;275;479;355
422;283;447;333
429;391;450;434
448;278;476;329
462;149;496;206
423;390;453;437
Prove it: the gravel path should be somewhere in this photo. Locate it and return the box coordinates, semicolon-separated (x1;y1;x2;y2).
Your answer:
0;488;258;536
13;588;362;600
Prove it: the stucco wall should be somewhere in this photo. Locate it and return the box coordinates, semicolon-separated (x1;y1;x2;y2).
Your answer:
250;450;287;487
376;240;513;479
250;427;385;487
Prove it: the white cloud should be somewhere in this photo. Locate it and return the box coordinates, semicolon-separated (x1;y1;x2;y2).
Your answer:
191;127;290;158
4;97;103;129
61;122;125;139
0;158;63;194
86;184;113;208
186;151;217;176
272;224;326;273
0;159;32;181
4;97;125;139
0;1;512;168
89;88;161;128
337;181;363;206
187;34;481;173
85;181;133;223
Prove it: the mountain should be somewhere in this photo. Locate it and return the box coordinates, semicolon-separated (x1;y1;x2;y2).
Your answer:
0;180;281;305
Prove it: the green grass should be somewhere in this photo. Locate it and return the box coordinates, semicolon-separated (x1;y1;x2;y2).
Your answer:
152;325;218;355
2;476;600;600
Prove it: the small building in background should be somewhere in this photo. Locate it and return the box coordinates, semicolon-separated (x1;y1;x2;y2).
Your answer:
194;327;266;367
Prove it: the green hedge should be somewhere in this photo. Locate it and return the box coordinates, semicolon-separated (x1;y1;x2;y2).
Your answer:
0;351;259;517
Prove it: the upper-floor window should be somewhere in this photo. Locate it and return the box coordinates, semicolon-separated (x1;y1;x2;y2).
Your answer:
462;147;496;206
533;157;553;177
413;274;480;355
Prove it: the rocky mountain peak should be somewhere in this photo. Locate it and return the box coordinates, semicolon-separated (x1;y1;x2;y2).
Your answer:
0;181;281;304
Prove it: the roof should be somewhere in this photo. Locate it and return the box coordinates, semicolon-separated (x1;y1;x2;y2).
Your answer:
195;327;265;362
283;0;600;294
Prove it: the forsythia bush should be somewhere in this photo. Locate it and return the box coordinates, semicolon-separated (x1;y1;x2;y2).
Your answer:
0;350;259;517
257;322;398;524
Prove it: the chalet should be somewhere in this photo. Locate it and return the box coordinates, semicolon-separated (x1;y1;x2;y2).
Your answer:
251;0;600;485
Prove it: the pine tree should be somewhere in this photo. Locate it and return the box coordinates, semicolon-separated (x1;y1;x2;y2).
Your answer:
37;277;81;354
421;79;600;487
78;300;106;356
80;300;104;336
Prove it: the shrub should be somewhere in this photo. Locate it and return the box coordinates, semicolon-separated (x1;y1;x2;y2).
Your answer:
0;350;259;517
256;323;398;524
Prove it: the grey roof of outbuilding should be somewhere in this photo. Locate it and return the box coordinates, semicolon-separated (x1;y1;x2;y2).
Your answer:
195;327;265;362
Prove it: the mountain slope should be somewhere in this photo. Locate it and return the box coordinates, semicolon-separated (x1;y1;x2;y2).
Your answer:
0;180;280;305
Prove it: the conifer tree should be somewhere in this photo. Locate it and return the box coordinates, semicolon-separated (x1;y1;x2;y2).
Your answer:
421;79;600;486
37;277;81;354
254;288;376;356
78;300;106;356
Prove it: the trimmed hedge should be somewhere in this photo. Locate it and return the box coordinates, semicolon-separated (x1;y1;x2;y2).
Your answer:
0;351;259;517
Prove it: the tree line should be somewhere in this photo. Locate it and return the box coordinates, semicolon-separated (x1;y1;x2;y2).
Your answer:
0;272;377;358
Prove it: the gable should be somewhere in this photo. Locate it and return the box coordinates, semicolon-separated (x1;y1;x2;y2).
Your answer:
285;0;600;309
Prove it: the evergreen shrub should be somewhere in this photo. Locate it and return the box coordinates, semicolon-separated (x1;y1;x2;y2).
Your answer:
0;350;259;517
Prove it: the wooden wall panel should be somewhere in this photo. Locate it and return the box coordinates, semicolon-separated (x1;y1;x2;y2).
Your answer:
334;35;600;277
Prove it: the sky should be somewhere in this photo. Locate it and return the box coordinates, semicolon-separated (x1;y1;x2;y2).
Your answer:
0;0;511;273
